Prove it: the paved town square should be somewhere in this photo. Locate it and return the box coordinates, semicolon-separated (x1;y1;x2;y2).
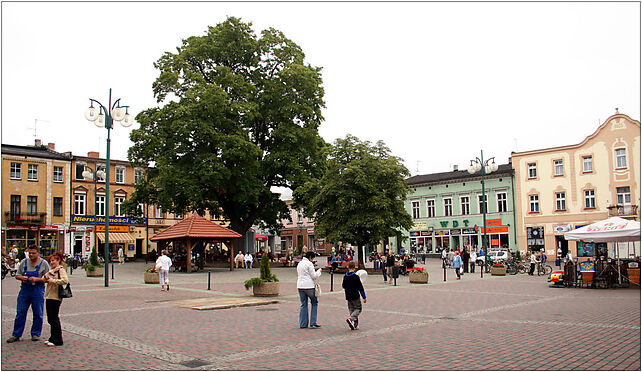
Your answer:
2;259;639;371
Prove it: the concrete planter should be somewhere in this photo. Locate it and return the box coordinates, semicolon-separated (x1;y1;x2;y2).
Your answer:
86;267;104;277
144;272;160;284
252;282;280;297
491;266;507;276
409;271;429;283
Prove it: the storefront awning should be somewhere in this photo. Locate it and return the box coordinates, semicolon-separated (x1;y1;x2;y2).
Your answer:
255;233;268;241
96;232;136;244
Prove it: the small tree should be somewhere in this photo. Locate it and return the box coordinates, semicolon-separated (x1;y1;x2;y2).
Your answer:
244;253;278;289
514;250;522;263
84;246;104;271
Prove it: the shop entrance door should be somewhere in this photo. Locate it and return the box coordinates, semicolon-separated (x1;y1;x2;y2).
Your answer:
556;236;568;257
136;239;143;259
74;236;83;256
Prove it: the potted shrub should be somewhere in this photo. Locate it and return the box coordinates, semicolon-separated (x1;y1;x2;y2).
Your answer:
491;263;507;276
409;268;429;283
244;253;279;296
83;247;104;277
144;266;160;284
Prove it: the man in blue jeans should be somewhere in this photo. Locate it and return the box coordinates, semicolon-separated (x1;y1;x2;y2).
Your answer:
6;245;50;343
296;251;322;328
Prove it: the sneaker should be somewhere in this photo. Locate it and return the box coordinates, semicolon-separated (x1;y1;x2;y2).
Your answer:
31;336;39;341
310;324;321;328
6;336;20;343
166;284;170;291
44;341;55;346
346;318;355;330
354;325;359;330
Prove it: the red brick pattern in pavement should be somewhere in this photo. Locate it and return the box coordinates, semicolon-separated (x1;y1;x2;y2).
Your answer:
1;261;639;370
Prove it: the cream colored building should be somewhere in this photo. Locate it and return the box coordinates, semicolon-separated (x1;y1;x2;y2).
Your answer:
511;112;640;261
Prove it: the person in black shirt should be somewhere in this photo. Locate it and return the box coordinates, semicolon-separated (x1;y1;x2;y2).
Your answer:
342;261;367;330
386;250;395;285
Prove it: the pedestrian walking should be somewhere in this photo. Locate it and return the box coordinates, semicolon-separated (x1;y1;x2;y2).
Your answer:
529;252;539;275
380;255;387;282
386;250;395;284
6;245;51;343
342;261;367;330
462;248;470;273
452;251;462;280
156;250;173;291
118;247;125;265
297;251;322;328
469;249;477;273
42;252;68;346
9;245;18;260
234;252;244;269
244;253;253;269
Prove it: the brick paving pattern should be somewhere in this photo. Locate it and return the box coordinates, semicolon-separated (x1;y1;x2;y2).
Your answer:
1;259;639;370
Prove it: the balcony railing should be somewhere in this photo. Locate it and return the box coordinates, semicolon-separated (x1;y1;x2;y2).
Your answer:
4;212;47;225
607;204;638;217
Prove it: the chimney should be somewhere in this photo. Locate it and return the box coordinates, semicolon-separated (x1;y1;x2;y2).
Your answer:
35;139;42;147
47;142;55;151
88;151;100;158
453;164;459;171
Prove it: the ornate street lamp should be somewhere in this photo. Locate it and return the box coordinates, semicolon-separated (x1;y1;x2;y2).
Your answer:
468;150;498;278
84;89;133;287
81;166;105;258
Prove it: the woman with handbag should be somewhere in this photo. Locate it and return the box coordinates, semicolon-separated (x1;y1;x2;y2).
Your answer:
43;252;68;346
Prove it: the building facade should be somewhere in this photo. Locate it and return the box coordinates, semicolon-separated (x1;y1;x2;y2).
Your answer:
1;141;72;257
511;112;640;261
279;200;329;254
396;164;517;255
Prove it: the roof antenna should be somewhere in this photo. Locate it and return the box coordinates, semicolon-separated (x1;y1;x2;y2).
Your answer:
30;119;50;140
416;160;420;176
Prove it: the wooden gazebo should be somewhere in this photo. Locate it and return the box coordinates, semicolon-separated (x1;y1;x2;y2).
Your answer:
150;213;242;272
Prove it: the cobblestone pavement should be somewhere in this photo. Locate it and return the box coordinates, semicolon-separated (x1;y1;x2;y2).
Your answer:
1;258;639;370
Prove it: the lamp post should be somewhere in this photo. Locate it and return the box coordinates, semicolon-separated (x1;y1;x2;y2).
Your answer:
468;150;498;278
84;88;133;287
81;165;105;259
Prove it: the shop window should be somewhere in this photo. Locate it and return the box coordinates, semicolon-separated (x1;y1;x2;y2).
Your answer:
10;162;21;179
27;164;38;181
553;160;564;176
582;156;593;173
53;197;63;216
584;190;595;209
53;166;64;183
615;148;627;169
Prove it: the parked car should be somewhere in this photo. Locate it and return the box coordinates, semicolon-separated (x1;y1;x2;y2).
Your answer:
476;249;511;265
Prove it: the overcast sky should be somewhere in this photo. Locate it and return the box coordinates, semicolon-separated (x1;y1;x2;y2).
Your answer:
2;2;640;181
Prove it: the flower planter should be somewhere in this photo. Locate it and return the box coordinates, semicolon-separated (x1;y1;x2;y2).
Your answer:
144;272;160;284
409;271;429;283
85;267;104;277
252;282;280;297
491;266;507;276
627;268;640;285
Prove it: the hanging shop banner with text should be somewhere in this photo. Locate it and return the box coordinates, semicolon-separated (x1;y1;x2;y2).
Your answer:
72;215;147;225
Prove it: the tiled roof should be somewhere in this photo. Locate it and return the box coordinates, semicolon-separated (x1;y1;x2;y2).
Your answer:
2;144;71;161
150;213;242;241
406;164;513;186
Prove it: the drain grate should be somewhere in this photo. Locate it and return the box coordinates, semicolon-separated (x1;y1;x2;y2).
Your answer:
180;359;211;368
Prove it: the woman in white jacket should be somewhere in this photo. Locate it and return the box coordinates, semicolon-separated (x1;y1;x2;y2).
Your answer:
296;251;321;328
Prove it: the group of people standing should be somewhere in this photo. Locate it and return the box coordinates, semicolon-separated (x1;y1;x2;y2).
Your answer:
443;246;481;280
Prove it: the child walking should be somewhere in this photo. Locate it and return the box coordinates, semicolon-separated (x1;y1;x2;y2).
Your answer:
342;261;367;330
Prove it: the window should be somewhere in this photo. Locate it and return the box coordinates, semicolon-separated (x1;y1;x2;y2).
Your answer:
137;203;145;216
75;163;86;180
155;206;163;218
10;195;21;218
497;192;507;213
134;168;144;184
27;164;38;181
553;160;564;176
53;166;64;182
27;196;37;216
584;190;595;209
555;192;566;211
411;201;420;219
297;211;303;223
10;162;21;179
528;163;537;178
96;196;105;216
53;197;63;216
97;164;106;182
529;195;539;213
617;187;631;205
443;198;452;217
74;194;86;215
460;196;470;215
582;156;593;173
478;194;488;214
176;212;184;219
615;148;627;168
426;200;435;218
114;196;125;217
116;167;125;183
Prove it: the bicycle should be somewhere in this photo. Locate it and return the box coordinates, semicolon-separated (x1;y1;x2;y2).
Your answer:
537;262;552;276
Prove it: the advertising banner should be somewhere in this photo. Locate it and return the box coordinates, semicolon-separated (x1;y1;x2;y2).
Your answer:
72;215;147;225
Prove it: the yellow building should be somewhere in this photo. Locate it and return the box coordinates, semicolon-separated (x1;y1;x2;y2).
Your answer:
2;140;71;257
511;111;640;261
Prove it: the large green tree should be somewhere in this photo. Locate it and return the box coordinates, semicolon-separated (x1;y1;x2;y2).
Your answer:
294;135;413;268
127;17;327;235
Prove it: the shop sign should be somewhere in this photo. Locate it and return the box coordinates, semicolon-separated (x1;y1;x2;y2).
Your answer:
491;238;500;246
439;220;471;228
486;218;502;226
450;229;461;236
410;231;420;237
461;228;476;234
39;225;59;231
96;225;129;233
420;230;432;236
553;224;572;235
480;226;509;234
434;230;450;236
413;222;428;230
71;215;147;225
579;262;595;272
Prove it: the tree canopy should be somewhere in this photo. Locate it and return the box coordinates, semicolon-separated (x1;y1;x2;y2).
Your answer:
294;135;413;267
126;17;327;235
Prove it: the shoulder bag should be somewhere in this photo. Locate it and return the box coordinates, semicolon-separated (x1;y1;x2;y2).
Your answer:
57;271;73;298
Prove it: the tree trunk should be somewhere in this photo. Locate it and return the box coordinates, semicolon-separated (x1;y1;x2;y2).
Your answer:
357;242;366;270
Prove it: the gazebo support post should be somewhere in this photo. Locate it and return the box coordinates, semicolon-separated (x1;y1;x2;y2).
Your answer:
229;240;234;272
186;238;193;273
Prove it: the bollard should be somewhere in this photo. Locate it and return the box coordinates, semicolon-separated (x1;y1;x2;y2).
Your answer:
207;271;211;290
443;260;446;282
330;269;334;292
112;263;114;280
